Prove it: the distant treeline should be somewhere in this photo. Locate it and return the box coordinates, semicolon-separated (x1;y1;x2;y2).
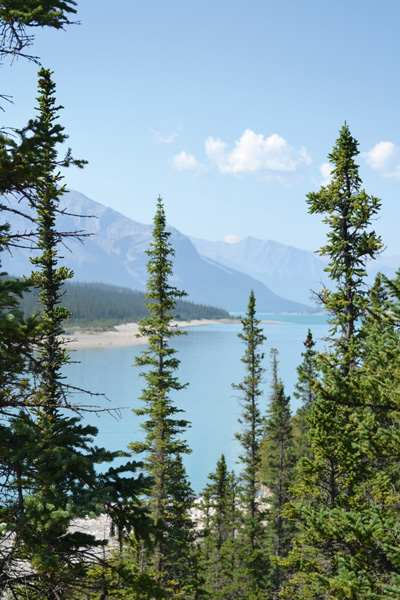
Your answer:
16;280;230;328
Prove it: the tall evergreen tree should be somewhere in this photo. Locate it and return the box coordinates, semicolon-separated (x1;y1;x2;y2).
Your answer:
282;124;400;599
0;69;151;600
0;9;152;598
292;329;317;460
199;454;241;599
0;0;80;415
293;329;317;409
232;290;269;597
308;122;383;367
260;349;294;599
28;68;86;411
130;197;199;598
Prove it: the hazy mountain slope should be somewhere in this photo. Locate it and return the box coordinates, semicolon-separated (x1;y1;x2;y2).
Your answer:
1;191;314;313
190;236;400;304
2;195;144;289
190;236;328;305
169;232;311;312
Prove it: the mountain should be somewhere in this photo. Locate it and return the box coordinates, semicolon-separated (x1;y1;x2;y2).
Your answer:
190;237;400;305
190;236;328;305
1;191;314;313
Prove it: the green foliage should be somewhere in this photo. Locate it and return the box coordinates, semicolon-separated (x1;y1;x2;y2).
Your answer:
0;69;153;600
232;290;270;597
260;349;295;598
307;122;383;357
130;197;199;597
0;0;77;61
292;329;317;460
2;8;400;596
0;411;150;599
293;329;317;409
0;6;157;598
0;266;37;410
17;280;231;328
28;68;84;409
234;290;266;487
0;12;55;414
0;0;76;29
282;125;400;599
199;455;242;600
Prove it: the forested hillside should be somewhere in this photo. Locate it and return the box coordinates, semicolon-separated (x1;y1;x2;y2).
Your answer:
17;280;231;328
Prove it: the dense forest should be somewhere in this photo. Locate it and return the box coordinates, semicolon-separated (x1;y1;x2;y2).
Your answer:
1;3;400;600
16;281;231;329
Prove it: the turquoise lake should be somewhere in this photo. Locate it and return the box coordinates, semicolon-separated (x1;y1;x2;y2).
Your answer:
64;314;330;493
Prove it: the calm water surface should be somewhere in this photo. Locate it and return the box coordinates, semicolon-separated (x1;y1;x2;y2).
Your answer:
64;315;329;493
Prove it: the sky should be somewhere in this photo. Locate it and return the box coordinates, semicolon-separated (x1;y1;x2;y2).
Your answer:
2;0;400;255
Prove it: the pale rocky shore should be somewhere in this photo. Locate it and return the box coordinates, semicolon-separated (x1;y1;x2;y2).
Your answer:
62;319;237;350
61;317;290;350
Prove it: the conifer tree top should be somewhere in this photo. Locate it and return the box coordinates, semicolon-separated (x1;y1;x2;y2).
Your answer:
307;123;383;348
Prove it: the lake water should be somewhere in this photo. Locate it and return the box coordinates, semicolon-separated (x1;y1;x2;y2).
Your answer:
64;315;330;493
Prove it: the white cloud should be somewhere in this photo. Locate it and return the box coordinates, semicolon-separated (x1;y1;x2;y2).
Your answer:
364;141;400;179
319;162;333;185
151;126;181;144
172;151;208;174
224;234;240;244
205;129;311;180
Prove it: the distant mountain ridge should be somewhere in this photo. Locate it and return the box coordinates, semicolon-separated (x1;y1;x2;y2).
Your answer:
3;190;398;312
2;191;314;313
190;236;328;305
189;237;400;305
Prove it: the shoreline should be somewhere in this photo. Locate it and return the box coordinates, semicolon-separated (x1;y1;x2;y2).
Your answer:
62;319;233;350
61;318;289;350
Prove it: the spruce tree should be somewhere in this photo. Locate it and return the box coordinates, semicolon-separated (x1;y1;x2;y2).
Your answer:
282;125;400;599
307;122;383;366
260;349;294;599
232;289;269;597
0;12;152;598
0;70;152;600
130;197;199;598
292;329;317;460
293;329;317;409
28;69;86;411
0;0;79;414
199;454;241;599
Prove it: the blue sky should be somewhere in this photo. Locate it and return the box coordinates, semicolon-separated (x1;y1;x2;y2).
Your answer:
3;0;400;255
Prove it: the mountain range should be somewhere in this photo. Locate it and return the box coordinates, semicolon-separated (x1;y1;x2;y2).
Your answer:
2;191;398;313
190;236;327;305
190;237;400;305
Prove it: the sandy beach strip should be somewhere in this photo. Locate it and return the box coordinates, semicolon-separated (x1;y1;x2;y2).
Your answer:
61;318;290;350
62;319;234;349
